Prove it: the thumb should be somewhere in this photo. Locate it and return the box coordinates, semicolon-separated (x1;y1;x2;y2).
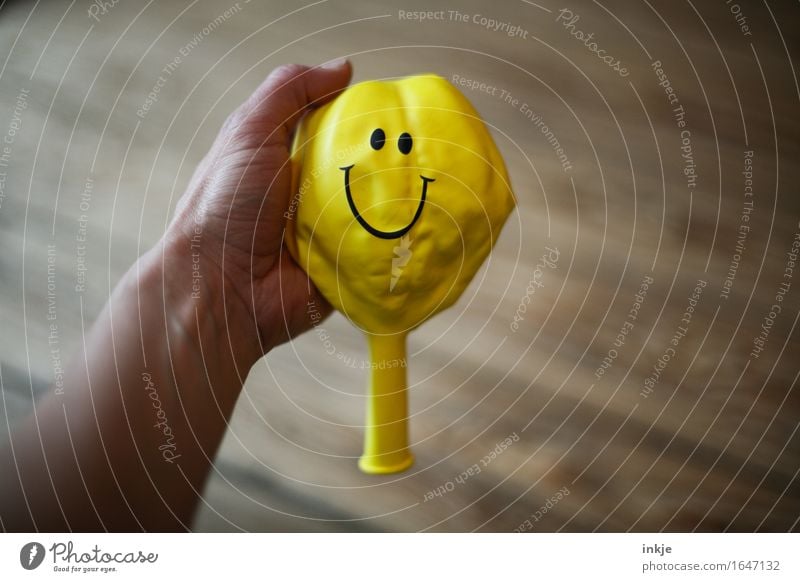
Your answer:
229;60;353;148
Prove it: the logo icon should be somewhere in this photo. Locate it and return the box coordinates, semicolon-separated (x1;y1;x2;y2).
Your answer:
19;542;45;570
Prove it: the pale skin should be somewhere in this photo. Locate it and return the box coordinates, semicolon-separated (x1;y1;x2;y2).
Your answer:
0;60;352;531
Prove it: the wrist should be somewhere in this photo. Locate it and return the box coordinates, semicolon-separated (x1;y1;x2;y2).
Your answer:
139;227;266;379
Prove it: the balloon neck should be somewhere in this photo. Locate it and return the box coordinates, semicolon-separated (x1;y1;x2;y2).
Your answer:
358;332;413;474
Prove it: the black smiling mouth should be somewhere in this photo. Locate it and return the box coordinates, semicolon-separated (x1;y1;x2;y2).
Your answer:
339;164;434;240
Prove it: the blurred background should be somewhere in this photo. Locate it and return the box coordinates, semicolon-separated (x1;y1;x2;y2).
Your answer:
0;0;798;531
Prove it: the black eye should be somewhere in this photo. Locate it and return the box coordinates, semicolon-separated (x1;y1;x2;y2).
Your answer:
370;128;385;150
398;132;413;155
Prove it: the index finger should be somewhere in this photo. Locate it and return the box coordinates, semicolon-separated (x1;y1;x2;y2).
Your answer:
228;59;353;148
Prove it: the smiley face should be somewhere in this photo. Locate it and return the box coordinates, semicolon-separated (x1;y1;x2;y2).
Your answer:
340;128;435;239
287;74;515;334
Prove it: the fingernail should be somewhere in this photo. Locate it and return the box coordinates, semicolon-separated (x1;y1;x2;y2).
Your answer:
320;57;348;70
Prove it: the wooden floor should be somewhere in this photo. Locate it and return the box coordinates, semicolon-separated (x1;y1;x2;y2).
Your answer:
1;0;798;531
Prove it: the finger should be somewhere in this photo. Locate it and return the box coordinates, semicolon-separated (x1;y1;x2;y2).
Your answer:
228;60;353;147
185;60;351;195
278;252;333;340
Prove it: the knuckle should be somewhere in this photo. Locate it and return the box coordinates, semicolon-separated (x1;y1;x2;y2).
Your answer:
269;63;307;84
222;109;244;133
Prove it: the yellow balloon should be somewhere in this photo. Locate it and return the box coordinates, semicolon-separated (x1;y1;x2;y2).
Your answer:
287;74;514;474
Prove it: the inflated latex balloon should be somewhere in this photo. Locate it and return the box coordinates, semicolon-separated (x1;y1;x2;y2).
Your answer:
287;73;514;474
